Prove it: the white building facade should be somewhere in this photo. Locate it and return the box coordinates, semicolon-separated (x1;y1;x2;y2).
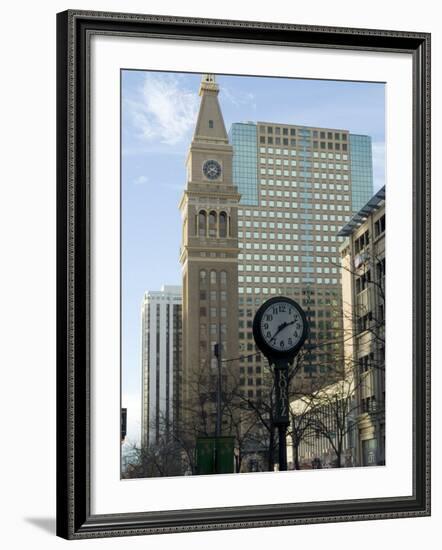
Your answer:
141;285;182;447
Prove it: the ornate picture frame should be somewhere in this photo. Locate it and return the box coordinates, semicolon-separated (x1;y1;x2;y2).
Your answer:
56;10;430;539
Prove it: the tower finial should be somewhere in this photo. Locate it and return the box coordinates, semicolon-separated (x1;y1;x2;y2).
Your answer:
199;74;219;95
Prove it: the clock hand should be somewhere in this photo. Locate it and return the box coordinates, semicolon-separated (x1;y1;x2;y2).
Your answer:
270;320;296;342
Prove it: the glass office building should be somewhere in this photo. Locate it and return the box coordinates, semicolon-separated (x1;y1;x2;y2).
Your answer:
349;134;374;211
229;123;259;205
227;121;375;389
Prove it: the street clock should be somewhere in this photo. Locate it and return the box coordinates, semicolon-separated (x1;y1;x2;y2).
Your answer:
253;296;308;361
252;296;308;471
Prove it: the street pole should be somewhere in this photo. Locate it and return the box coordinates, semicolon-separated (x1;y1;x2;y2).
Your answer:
278;425;288;471
251;297;308;473
215;323;222;438
274;360;290;471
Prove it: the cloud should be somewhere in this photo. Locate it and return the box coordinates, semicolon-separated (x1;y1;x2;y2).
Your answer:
125;74;198;145
133;175;149;186
220;86;256;109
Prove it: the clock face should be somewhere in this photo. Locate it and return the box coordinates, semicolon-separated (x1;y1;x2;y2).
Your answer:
203;159;222;180
254;298;307;356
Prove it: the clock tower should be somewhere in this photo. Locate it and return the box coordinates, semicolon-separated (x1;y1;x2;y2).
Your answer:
179;74;240;438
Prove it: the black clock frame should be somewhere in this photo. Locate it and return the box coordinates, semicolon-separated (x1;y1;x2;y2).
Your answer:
252;296;308;362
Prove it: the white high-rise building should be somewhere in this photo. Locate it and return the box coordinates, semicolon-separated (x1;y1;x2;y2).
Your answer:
140;285;182;447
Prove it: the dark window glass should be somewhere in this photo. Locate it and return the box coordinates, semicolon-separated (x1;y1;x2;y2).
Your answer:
209;211;217;237
198;211;207;236
219;211;227;237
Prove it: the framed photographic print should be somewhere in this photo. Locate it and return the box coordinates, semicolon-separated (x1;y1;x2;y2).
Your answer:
56;10;431;539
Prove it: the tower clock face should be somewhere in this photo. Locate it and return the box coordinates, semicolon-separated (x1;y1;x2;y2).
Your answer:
203;159;222;180
253;297;308;358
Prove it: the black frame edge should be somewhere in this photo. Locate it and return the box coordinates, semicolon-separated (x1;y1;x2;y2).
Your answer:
56;9;431;539
56;9;70;540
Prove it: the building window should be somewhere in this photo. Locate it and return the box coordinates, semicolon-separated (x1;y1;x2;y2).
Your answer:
359;352;374;373
376;258;386;281
219;211;227;237
355;270;371;294
357;312;372;333
199;269;207;288
209;211;217;237
374;214;386;237
198;211;207;236
208;119;214;128
210;270;217;285
355;230;370;253
220;270;227;287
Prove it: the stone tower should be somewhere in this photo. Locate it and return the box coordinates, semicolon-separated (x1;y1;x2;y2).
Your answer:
179;74;240;438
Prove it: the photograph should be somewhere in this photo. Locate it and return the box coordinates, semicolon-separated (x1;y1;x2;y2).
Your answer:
55;8;431;539
120;70;386;478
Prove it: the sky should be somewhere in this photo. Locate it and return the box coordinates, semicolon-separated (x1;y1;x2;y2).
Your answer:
121;70;385;445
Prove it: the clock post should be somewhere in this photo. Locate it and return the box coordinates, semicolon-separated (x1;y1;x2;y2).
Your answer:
252;297;308;471
273;359;290;471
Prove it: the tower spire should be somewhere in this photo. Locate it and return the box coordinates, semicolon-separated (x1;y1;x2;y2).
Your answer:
193;73;228;143
199;74;219;95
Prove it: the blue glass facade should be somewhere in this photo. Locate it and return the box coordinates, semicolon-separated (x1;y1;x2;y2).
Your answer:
349;134;373;212
229;123;258;205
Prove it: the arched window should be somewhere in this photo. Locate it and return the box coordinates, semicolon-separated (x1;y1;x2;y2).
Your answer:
210;270;217;286
199;270;207;288
209;211;217;237
220;270;227;287
219;211;227;237
198;211;207;237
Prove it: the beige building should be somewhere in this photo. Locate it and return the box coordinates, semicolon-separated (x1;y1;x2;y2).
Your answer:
288;377;357;468
178;74;241;438
339;186;385;466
